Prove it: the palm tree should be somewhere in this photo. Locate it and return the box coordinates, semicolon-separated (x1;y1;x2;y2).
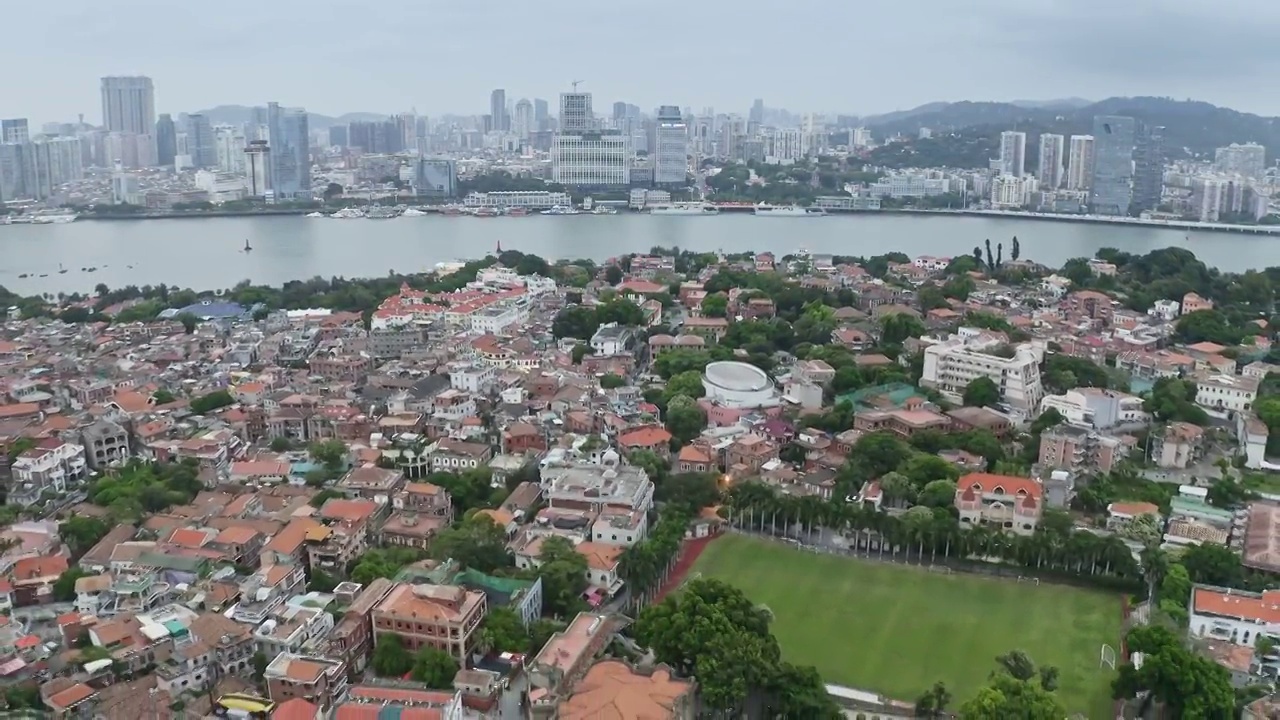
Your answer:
914;681;952;718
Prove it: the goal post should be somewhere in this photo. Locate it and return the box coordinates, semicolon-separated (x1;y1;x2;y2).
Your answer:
1100;644;1117;670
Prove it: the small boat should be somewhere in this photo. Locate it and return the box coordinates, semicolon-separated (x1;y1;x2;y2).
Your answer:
402;207;428;217
86;267;97;273
331;207;366;219
244;239;253;252
591;206;618;215
17;273;28;279
57;264;67;274
472;207;500;217
649;202;719;215
38;273;48;278
305;212;326;218
506;207;529;217
441;205;465;216
366;204;400;219
754;203;826;217
541;205;581;216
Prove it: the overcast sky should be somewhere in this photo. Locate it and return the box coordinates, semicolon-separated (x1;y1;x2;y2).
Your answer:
5;0;1279;124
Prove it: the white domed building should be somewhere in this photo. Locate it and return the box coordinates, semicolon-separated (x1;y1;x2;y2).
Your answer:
702;361;778;409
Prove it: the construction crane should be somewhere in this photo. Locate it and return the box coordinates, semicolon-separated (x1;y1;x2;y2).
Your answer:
571;80;584;92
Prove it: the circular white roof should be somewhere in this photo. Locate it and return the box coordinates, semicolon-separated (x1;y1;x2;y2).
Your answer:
704;361;771;392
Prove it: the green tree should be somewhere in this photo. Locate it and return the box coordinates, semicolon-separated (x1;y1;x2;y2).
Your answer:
351;547;426;585
879;313;926;346
918;479;958;509
176;312;199;334
252;651;269;681
914;681;953;718
372;634;415;676
664;394;707;444
151;389;176;405
477;607;531;654
309;439;349;473
269;437;294;452
531;536;589;618
962;376;1001;407
599;373;625;389
59;516;111;557
701;293;728;318
1113;624;1235;718
53;567;91;602
604;265;624;285
961;671;1064;719
189;389;234;414
411;646;459;687
308;569;339;593
430;515;513;573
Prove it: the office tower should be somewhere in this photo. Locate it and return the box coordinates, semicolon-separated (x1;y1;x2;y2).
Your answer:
998;131;1026;177
244;140;271;196
155;114;177;167
654;106;688;186
100;76;155;135
765;127;806;164
1066;135;1095;190
852;127;872;149
266;103;311;199
328;125;348;148
186;114;216;168
1089;115;1136;216
552;90;630;187
1214;142;1267;179
489;89;508;132
1;119;29;144
394;113;417;149
559;92;593;133
612;102;628;121
215;126;247;174
749;98;764;124
1036;134;1065;189
513;99;533;140
533;99;549;130
1131;123;1165;213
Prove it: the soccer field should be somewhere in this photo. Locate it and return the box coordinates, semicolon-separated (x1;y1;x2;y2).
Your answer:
691;534;1122;716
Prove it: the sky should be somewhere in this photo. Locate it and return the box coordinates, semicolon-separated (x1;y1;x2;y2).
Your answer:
5;0;1280;125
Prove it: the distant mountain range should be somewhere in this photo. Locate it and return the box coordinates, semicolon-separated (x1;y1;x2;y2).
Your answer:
859;96;1280;159
192;105;388;130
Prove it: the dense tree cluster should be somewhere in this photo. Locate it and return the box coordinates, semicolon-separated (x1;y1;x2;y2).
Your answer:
87;458;205;521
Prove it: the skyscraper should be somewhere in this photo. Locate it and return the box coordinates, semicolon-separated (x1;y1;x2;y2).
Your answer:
559;92;593;133
0;142;35;202
101;76;156;135
513;99;533;140
1066;135;1095;191
654;106;688;186
155;114;177;167
998;131;1026;177
489;89;508;132
328;125;348;148
186;114;216;168
1089;116;1136;216
612;102;628;121
1;119;29;144
533;99;549;131
749;98;764;124
266;102;311;199
215;126;247;174
1036;133;1065;189
1132;123;1165;213
243;140;271;197
1214;143;1266;179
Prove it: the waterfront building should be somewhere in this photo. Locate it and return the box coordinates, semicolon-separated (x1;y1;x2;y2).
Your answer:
244;140;271;197
266;102;310;200
1037;133;1064;189
216;126;247;175
412;157;457;198
30;137;84;198
552;91;630;187
990;175;1037;208
653;106;687;186
1132;123;1165;213
463;190;571;209
763;127;805;165
868;174;951;198
1;119;29;144
999;131;1026;177
1089;115;1136;216
0;141;35;202
186;114;216;169
490;89;508;133
513;99;533;140
1066;135;1094;191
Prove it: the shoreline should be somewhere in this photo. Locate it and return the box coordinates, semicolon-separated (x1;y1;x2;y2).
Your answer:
18;206;1269;236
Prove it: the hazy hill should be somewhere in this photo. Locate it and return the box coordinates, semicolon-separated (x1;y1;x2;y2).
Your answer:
191;105;388;129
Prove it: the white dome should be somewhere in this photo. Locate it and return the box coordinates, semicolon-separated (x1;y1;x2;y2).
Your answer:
702;361;777;409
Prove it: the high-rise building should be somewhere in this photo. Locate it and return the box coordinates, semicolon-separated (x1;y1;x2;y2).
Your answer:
1036;134;1065;189
413;157;457;198
489;89;508;133
30;137;84;198
559;92;593;133
1214;143;1267;180
1066;135;1095;191
0;142;35;202
533;99;549;131
852;127;872;149
186;114;216;168
1;119;29;144
1132;123;1165;213
155;114;177;167
244;140;271;197
552;91;629;187
654;106;688;186
998;131;1026;177
749;98;764;124
328;125;348;148
612;102;628;121
215;126;247;174
1089;115;1136;216
100;76;155;135
266;103;311;199
513;99;533;140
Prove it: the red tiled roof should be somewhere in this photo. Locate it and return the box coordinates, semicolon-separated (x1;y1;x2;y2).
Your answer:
956;472;1042;500
617;427;672;448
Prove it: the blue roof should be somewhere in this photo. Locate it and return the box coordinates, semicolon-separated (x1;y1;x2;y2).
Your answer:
178;300;245;319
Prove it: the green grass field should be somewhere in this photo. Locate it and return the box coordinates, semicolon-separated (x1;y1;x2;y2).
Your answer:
691;534;1122;716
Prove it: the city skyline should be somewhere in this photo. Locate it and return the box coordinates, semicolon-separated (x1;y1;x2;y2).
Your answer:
5;0;1280;124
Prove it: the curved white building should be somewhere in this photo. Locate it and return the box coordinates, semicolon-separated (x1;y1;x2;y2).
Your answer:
703;361;777;408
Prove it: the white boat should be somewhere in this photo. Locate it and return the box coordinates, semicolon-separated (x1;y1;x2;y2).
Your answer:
541;205;581;216
753;204;826;217
30;213;79;224
366;204;400;219
649;202;719;216
402;207;428;217
331;207;366;219
591;206;618;215
305;212;326;218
